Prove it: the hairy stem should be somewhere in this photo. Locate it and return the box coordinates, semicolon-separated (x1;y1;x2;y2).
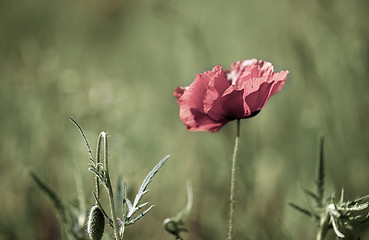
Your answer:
95;134;102;201
227;119;240;240
101;132;121;240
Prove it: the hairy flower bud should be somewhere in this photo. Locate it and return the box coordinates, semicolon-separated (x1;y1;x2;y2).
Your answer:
87;205;105;240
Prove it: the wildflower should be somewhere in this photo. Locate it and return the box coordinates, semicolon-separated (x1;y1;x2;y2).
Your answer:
174;59;289;132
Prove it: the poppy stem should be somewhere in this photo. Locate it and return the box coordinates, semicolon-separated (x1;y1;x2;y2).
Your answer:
227;119;240;240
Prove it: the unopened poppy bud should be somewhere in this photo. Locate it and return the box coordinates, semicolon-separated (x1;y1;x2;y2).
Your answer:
163;218;178;234
87;205;105;240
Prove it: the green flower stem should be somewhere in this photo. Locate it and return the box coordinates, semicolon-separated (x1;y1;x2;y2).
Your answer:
316;211;329;240
95;134;102;201
227;119;240;240
101;132;121;240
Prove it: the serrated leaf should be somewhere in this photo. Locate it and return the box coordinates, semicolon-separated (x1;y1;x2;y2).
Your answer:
127;205;154;225
138;202;149;210
127;155;169;219
349;202;369;211
288;202;313;217
303;189;319;204
134;155;169;206
351;194;369;205
297;184;317;219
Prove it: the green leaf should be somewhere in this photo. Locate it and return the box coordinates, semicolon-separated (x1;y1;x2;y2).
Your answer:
175;180;193;223
357;213;369;224
115;176;123;216
125;198;133;214
315;136;325;208
288;202;313;217
127;155;169;219
339;188;344;204
162;181;193;239
127;205;155;225
122;181;128;221
30;171;67;223
74;170;86;227
351;194;369;205
303;189;319;204
68;117;94;164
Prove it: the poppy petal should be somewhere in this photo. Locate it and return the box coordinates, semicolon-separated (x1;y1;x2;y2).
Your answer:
244;82;274;114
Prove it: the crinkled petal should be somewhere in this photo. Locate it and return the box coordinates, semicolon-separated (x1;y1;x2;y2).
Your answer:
230;59;259;73
178;73;209;110
270;70;289;95
255;60;274;76
176;66;230;131
203;65;231;121
174;87;187;101
228;59;274;84
237;67;272;96
227;60;255;84
244;81;274;114
185;109;229;132
235;59;273;75
221;88;248;119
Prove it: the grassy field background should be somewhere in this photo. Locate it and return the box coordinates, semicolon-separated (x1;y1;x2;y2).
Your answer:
1;0;369;239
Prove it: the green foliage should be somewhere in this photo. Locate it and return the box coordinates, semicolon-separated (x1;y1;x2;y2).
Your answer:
290;137;369;239
163;181;193;240
32;119;169;240
30;172;65;220
288;202;314;218
125;155;169;226
30;171;87;240
2;0;369;239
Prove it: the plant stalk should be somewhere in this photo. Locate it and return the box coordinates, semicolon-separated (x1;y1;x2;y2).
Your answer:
101;132;121;240
227;119;240;240
316;211;329;240
95;134;102;201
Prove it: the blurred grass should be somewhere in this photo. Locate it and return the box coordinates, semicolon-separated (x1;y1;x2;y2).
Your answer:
1;0;369;239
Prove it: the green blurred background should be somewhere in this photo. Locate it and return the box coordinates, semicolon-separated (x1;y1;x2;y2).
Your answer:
1;0;369;239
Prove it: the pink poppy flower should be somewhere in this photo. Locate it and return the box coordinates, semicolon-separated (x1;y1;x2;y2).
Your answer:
174;59;289;132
